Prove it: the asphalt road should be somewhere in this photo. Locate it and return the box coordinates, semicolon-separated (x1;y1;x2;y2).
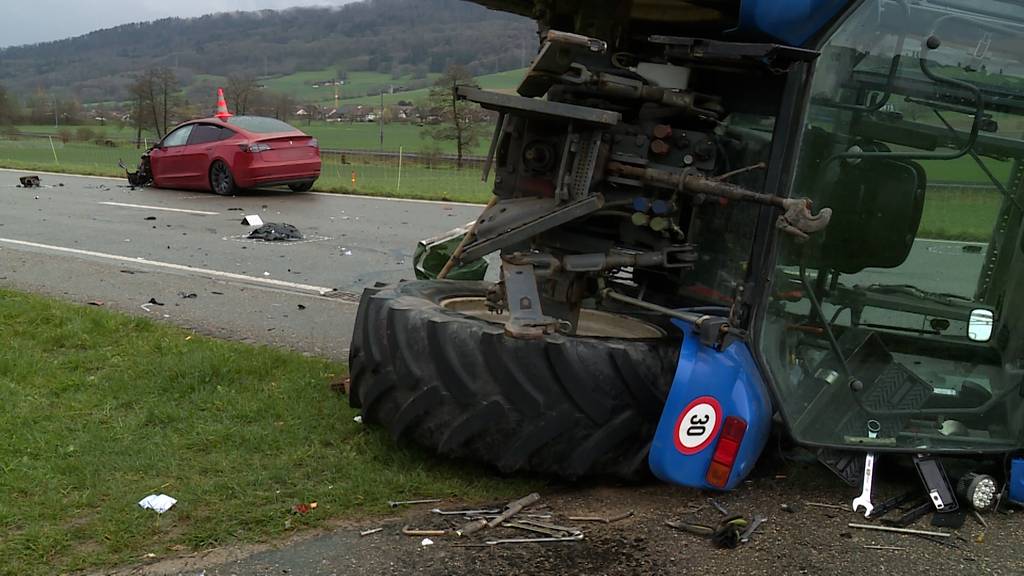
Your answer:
0;169;481;358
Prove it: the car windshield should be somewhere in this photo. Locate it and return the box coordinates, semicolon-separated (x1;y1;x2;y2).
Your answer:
227;116;298;133
758;0;1024;452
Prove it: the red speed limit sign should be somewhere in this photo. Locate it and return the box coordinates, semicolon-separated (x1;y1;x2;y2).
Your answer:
673;396;723;455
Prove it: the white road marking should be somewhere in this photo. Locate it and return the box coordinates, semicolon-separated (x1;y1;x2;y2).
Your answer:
99;201;220;216
0;238;336;295
0;168;485;207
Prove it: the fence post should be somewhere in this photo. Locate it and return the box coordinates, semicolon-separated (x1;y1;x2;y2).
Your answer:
397;146;403;193
48;136;59;165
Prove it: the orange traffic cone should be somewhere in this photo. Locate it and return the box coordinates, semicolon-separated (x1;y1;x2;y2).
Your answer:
215;88;233;120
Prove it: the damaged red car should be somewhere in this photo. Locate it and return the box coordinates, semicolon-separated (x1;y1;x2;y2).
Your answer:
131;116;321;195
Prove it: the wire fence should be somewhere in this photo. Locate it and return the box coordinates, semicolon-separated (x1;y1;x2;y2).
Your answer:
0;131;493;203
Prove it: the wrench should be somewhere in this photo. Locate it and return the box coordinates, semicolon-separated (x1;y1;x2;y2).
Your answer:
851;420;881;517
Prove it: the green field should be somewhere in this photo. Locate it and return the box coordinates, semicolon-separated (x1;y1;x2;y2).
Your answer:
262;69;442;106
0;289;534;575
338;68;525;107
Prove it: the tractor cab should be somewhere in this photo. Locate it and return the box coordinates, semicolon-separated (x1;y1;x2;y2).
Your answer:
756;0;1024;455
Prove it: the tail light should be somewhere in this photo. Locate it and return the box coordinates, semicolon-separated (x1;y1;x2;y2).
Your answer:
240;142;272;153
705;416;747;488
307;138;319;148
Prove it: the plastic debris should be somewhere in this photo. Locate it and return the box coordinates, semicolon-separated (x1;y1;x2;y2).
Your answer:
147;298;165;306
241;215;264;227
178;292;198;299
360;528;383;537
87;301;104;307
353;415;363;424
19;176;41;188
138;494;177;514
421;538;435;546
248;223;303;241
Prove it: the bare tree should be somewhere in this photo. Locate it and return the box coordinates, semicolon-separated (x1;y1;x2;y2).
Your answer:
423;65;484;169
225;73;259;116
130;67;179;141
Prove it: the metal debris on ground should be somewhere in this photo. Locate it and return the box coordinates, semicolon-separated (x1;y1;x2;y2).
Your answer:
241;215;265;227
848;523;951;538
781;503;803;513
805;502;848;511
567;510;634;524
87;301;104;307
739;515;766;543
665;515;749;549
248;223;303;242
402;526;447;537
863;545;908;551
453;533;585;547
708;498;730;516
431;508;502;516
388;498;442;508
19;176;41;188
458;492;541;537
359;528;383;537
147;298;165;306
178;292;198;299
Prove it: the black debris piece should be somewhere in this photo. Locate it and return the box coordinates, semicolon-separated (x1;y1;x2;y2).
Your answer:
147;298;165;306
227;207;244;211
248;223;304;242
178;292;198;299
145;216;157;221
211;291;225;295
297;304;307;310
19;176;41;188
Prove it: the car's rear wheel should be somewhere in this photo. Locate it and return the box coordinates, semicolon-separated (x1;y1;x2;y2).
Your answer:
348;281;680;480
288;181;314;192
209;160;237;196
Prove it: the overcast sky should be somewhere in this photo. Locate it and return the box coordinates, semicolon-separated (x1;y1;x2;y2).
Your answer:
0;0;359;47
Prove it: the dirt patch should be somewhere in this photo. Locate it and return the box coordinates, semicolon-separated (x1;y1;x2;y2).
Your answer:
104;462;1022;576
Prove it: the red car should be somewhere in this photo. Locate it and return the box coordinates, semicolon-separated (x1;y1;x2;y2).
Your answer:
146;116;321;194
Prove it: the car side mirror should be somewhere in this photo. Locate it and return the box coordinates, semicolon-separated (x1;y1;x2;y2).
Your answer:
968;309;994;342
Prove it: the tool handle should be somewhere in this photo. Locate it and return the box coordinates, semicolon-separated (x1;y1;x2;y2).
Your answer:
486;492;541;529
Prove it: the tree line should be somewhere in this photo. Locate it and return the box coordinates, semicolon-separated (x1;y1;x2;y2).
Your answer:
0;0;534;104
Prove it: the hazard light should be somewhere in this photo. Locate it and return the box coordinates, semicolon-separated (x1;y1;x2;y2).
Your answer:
705;416;747;488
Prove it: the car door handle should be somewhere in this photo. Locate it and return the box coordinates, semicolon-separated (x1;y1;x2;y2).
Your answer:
204;147;214;151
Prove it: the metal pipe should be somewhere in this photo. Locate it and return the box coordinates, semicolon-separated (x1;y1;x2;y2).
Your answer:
601;289;705;324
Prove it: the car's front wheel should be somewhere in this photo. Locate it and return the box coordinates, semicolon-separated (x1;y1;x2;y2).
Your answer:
209;160;237;196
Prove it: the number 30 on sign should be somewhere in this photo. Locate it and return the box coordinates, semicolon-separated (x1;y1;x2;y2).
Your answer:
672;396;723;455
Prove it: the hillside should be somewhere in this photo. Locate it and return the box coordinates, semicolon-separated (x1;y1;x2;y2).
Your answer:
0;0;535;104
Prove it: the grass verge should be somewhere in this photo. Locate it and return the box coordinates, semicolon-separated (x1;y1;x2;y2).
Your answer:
0;289;536;576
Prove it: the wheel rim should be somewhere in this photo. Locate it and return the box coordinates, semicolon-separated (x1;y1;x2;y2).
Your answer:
440;297;666;339
212;163;231;194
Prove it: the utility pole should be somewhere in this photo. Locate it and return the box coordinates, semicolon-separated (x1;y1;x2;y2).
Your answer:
54;96;58;127
379;90;384;151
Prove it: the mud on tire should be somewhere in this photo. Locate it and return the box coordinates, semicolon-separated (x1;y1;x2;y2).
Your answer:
348;281;680;480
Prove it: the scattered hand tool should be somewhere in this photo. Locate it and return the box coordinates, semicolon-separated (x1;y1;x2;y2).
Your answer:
848;523;951;538
458;492;540;537
852;420;881;517
402;525;447;537
739;515;766;543
431;508;501;516
452;533;584;547
359;528;384;537
567;511;634;524
708;498;730;516
388;498;442;508
666;515;750;549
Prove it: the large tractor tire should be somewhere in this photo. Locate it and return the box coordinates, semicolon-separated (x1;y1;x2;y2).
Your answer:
348;281;681;480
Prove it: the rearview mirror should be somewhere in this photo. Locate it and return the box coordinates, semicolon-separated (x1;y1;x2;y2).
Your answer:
814;159;927;274
968;309;994;342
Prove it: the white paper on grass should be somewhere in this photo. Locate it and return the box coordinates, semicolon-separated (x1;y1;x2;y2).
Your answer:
138;494;177;513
